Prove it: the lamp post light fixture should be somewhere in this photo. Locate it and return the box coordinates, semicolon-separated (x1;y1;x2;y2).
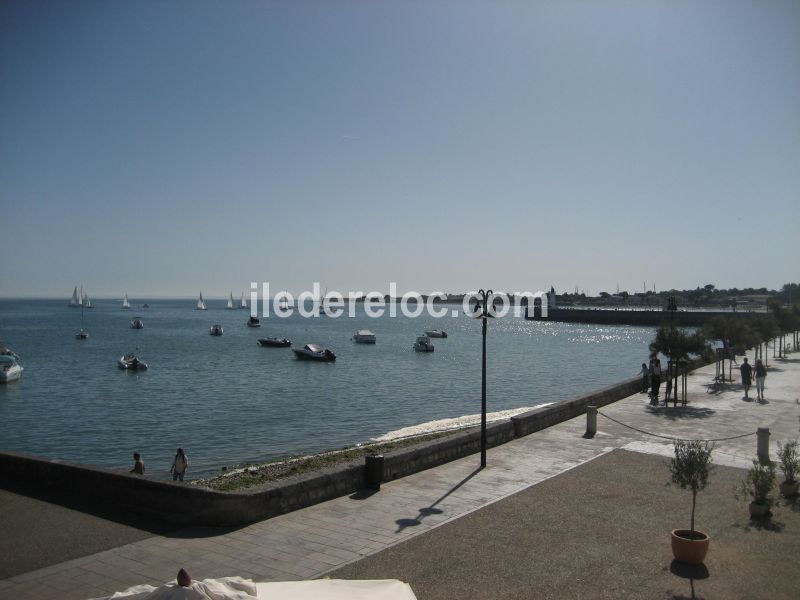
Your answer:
472;289;495;468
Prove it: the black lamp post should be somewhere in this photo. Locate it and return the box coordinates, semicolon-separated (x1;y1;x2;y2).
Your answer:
472;289;494;468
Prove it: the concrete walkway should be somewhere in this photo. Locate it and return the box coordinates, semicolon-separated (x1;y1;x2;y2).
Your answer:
1;348;798;599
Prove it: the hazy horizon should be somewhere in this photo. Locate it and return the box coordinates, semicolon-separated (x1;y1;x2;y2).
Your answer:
2;1;798;299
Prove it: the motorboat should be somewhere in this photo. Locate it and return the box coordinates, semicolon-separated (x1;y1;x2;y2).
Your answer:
118;353;148;370
196;292;207;310
258;337;292;348
414;335;435;352
246;316;261;328
278;294;289;311
0;355;23;383
122;293;131;309
226;292;235;309
425;330;448;338
209;324;223;336
293;344;336;362
130;318;144;329
352;330;376;344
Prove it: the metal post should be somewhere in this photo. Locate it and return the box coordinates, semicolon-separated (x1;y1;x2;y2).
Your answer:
585;406;597;438
477;288;492;469
757;427;770;464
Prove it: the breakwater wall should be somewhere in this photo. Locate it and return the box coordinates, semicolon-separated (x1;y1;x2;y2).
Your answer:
0;357;709;527
526;306;763;327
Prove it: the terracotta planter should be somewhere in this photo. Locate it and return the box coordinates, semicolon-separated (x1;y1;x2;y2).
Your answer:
779;481;799;498
748;502;771;519
671;529;710;565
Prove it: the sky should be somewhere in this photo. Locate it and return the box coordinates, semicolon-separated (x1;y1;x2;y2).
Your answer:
1;0;798;299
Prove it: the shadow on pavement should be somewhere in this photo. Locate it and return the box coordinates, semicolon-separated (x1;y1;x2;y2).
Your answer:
395;467;481;533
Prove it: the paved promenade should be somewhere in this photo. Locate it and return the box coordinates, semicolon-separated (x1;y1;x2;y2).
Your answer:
1;348;798;599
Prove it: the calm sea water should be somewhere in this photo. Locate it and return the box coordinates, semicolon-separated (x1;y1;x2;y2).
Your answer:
0;299;657;479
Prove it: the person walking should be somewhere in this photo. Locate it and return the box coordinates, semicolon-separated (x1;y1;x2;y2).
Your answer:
130;452;145;475
740;357;753;400
170;447;189;482
639;363;649;394
649;356;662;405
754;358;767;401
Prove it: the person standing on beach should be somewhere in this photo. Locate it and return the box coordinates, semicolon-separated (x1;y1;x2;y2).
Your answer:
639;363;649;394
649;356;662;404
740;357;753;399
754;358;767;401
130;452;145;475
170;447;189;481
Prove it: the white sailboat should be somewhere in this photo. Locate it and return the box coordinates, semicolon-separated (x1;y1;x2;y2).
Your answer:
239;292;247;309
82;290;93;308
196;292;207;310
122;293;131;309
68;286;81;307
226;292;235;309
279;293;289;312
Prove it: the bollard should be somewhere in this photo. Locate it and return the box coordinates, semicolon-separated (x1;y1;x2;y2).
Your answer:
364;454;384;491
757;428;770;464
585;406;597;438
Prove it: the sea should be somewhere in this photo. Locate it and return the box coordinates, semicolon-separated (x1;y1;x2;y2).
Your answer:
0;298;658;479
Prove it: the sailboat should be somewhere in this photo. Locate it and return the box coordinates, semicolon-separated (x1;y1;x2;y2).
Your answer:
68;286;81;307
279;293;289;312
76;297;89;339
82;290;93;309
239;292;247;309
196;292;207;310
122;293;131;309
226;292;235;310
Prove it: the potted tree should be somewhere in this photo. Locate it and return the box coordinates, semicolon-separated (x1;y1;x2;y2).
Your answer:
777;440;799;498
739;460;777;519
668;440;713;564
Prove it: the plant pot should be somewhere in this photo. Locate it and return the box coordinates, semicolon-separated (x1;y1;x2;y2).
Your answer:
748;502;771;519
671;529;710;565
779;481;799;498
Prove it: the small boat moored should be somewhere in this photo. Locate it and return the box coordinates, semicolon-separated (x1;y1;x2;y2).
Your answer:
118;353;148;370
293;343;336;362
414;334;435;352
425;329;447;338
258;337;292;348
209;324;223;336
130;318;144;329
352;330;377;344
0;354;23;383
246;316;261;328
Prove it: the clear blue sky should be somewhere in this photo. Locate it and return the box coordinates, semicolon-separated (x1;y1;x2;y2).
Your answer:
1;0;798;299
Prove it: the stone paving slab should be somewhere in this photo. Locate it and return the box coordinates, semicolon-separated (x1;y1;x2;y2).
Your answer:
1;349;798;599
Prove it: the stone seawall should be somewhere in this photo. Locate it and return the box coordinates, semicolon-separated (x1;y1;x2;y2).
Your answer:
526;306;763;326
0;357;710;527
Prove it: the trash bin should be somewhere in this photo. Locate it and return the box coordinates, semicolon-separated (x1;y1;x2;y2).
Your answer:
364;454;384;491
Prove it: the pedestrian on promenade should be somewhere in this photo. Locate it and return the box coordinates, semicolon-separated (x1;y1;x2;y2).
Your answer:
664;366;673;405
740;357;753;400
639;363;649;394
754;358;767;401
170;447;189;482
130;452;145;475
649;356;662;404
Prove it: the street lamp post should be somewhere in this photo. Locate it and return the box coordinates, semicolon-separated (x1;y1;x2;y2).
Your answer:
473;289;493;468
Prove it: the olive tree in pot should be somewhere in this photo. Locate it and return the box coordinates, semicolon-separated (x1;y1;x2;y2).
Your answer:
739;460;777;519
776;440;799;498
668;440;713;565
